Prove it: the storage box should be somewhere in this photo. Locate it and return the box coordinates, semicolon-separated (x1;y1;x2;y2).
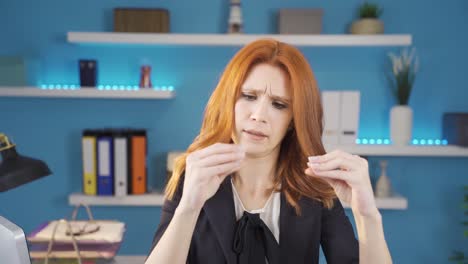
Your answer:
114;8;170;33
442;112;468;147
278;9;323;34
0;56;27;86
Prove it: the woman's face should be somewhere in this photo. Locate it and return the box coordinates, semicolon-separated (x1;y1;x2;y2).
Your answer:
233;63;293;158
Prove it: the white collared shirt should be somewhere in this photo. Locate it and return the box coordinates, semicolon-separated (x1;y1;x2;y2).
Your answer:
231;178;281;243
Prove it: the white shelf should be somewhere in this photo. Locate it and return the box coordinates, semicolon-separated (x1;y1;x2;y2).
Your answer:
342;196;408;210
111;256;146;264
67;32;412;47
69;193;165;206
0;87;175;99
68;193;407;210
324;144;468;157
33;256;147;264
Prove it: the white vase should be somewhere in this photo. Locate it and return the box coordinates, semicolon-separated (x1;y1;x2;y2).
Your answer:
375;160;392;198
390;105;413;146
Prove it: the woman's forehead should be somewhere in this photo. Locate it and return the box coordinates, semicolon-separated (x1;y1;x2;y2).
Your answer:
241;64;290;100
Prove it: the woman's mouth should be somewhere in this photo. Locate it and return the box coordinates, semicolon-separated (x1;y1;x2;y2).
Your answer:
243;129;267;141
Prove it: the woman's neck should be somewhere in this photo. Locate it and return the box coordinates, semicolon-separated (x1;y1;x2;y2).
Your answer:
233;150;278;197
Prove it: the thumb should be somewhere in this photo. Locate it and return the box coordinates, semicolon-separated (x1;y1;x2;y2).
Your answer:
217;164;241;184
324;178;347;191
215;172;232;186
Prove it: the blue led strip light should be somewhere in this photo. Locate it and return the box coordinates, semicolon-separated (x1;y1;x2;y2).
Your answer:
355;138;448;145
39;84;174;91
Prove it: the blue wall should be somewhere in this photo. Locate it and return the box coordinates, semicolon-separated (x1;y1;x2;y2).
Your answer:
1;0;467;262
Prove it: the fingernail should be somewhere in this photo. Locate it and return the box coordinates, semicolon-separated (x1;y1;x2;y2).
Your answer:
308;156;319;162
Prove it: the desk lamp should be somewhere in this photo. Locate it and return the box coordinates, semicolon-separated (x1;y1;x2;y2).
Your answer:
0;133;52;264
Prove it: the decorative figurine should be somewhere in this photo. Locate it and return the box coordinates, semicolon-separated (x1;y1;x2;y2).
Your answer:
375;160;393;198
228;0;243;34
139;65;152;88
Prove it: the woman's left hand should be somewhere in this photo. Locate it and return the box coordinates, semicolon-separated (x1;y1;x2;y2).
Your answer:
304;149;379;217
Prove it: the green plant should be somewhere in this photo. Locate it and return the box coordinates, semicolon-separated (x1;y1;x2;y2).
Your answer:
358;2;383;19
449;185;468;264
386;47;419;105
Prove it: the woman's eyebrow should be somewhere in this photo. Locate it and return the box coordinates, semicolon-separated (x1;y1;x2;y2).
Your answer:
241;87;291;103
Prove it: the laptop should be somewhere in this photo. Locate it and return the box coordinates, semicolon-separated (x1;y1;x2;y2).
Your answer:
0;215;31;264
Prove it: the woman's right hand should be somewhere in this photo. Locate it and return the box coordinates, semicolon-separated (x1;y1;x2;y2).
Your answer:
178;143;245;213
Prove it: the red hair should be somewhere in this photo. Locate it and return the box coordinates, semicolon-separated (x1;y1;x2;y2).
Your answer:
165;39;336;214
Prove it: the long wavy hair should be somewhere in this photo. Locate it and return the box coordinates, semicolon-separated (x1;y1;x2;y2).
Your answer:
165;38;336;214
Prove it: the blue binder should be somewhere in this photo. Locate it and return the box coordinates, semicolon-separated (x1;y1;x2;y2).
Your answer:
97;131;114;195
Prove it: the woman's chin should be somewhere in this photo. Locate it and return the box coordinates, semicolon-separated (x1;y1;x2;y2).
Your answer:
240;145;270;158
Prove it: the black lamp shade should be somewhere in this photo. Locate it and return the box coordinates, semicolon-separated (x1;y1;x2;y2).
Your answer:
0;147;52;192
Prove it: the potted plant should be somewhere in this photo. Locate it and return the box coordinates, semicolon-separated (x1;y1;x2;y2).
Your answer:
350;2;384;34
449;186;468;263
386;47;419;145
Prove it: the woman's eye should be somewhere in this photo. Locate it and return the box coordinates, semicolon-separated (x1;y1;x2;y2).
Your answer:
242;93;256;100
273;102;287;109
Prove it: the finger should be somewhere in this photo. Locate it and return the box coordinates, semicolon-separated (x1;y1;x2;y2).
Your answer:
311;168;358;185
193;143;243;160
304;169;348;190
308;149;355;164
205;160;242;178
307;156;359;172
325;178;349;191
199;151;245;167
304;168;316;176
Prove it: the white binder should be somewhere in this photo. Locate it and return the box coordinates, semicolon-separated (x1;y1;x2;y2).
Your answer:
339;91;360;145
114;136;128;197
321;91;341;145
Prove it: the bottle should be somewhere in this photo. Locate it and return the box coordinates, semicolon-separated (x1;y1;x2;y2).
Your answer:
375;160;393;198
228;0;243;34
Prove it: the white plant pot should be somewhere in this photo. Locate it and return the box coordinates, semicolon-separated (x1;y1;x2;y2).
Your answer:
350;18;384;34
390;105;413;146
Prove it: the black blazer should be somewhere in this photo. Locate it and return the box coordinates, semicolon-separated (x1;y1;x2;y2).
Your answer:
149;175;359;263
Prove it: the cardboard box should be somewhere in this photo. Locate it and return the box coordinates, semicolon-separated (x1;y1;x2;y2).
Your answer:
278;9;323;34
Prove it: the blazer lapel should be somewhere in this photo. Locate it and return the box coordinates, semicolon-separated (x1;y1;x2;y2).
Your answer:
204;176;321;264
203;175;237;264
279;193;320;263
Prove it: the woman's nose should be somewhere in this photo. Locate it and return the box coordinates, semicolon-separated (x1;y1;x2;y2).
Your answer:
250;99;268;123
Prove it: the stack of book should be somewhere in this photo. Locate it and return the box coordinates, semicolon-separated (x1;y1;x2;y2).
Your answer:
81;128;147;196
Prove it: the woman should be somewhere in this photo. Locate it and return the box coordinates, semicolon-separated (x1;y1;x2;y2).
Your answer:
146;39;392;264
